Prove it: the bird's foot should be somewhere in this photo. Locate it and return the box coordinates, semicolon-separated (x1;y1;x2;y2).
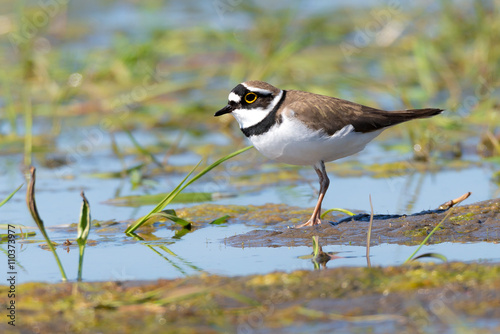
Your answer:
296;217;322;228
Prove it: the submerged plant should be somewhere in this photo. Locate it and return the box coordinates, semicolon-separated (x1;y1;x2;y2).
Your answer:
125;146;253;234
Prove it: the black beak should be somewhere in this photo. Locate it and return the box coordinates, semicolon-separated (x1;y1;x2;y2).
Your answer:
214;104;233;117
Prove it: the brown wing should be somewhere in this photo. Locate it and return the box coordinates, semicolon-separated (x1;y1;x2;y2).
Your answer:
284;90;442;135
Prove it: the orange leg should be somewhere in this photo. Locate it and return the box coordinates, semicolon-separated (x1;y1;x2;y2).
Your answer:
296;161;330;228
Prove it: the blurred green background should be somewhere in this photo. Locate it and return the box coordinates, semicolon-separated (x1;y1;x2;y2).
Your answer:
1;0;499;164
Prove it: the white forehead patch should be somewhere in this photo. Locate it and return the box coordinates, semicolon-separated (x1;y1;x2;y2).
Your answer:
228;92;241;103
241;82;272;95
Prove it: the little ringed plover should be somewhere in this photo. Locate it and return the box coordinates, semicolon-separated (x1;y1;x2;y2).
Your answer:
215;81;443;227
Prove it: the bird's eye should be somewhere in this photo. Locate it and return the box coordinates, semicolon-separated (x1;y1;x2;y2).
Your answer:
244;92;258;104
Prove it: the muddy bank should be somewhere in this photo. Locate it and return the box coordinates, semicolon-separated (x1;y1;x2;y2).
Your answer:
2;263;499;333
176;199;500;248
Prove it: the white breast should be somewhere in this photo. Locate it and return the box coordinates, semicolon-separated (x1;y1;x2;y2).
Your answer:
249;114;383;166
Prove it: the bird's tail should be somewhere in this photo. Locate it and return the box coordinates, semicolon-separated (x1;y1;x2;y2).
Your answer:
354;108;443;133
400;108;444;119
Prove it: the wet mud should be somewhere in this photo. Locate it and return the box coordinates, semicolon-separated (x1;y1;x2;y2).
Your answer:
178;198;500;248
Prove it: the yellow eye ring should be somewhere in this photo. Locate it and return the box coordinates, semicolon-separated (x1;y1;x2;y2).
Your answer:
244;92;258;104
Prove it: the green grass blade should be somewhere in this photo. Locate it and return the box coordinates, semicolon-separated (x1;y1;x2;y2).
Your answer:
77;192;91;281
26;167;67;281
125;160;202;234
175;146;254;194
209;215;230;225
125;146;253;234
404;209;454;264
150;211;191;228
321;208;355;219
0;231;36;240
0;184;23;209
77;192;91;245
126;231;143;241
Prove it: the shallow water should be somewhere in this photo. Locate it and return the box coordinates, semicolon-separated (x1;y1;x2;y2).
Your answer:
13;221;500;283
0;127;498;283
1;128;497;228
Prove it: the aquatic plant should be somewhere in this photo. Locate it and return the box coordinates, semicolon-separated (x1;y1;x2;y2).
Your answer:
26;167;67;281
0;184;23;209
404;210;453;263
77;192;91;281
125;145;253;234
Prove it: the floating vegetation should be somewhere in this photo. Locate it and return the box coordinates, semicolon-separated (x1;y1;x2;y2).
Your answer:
106;191;233;207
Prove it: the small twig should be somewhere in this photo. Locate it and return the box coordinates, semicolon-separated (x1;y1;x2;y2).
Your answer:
366;195;374;268
438;192;471;210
